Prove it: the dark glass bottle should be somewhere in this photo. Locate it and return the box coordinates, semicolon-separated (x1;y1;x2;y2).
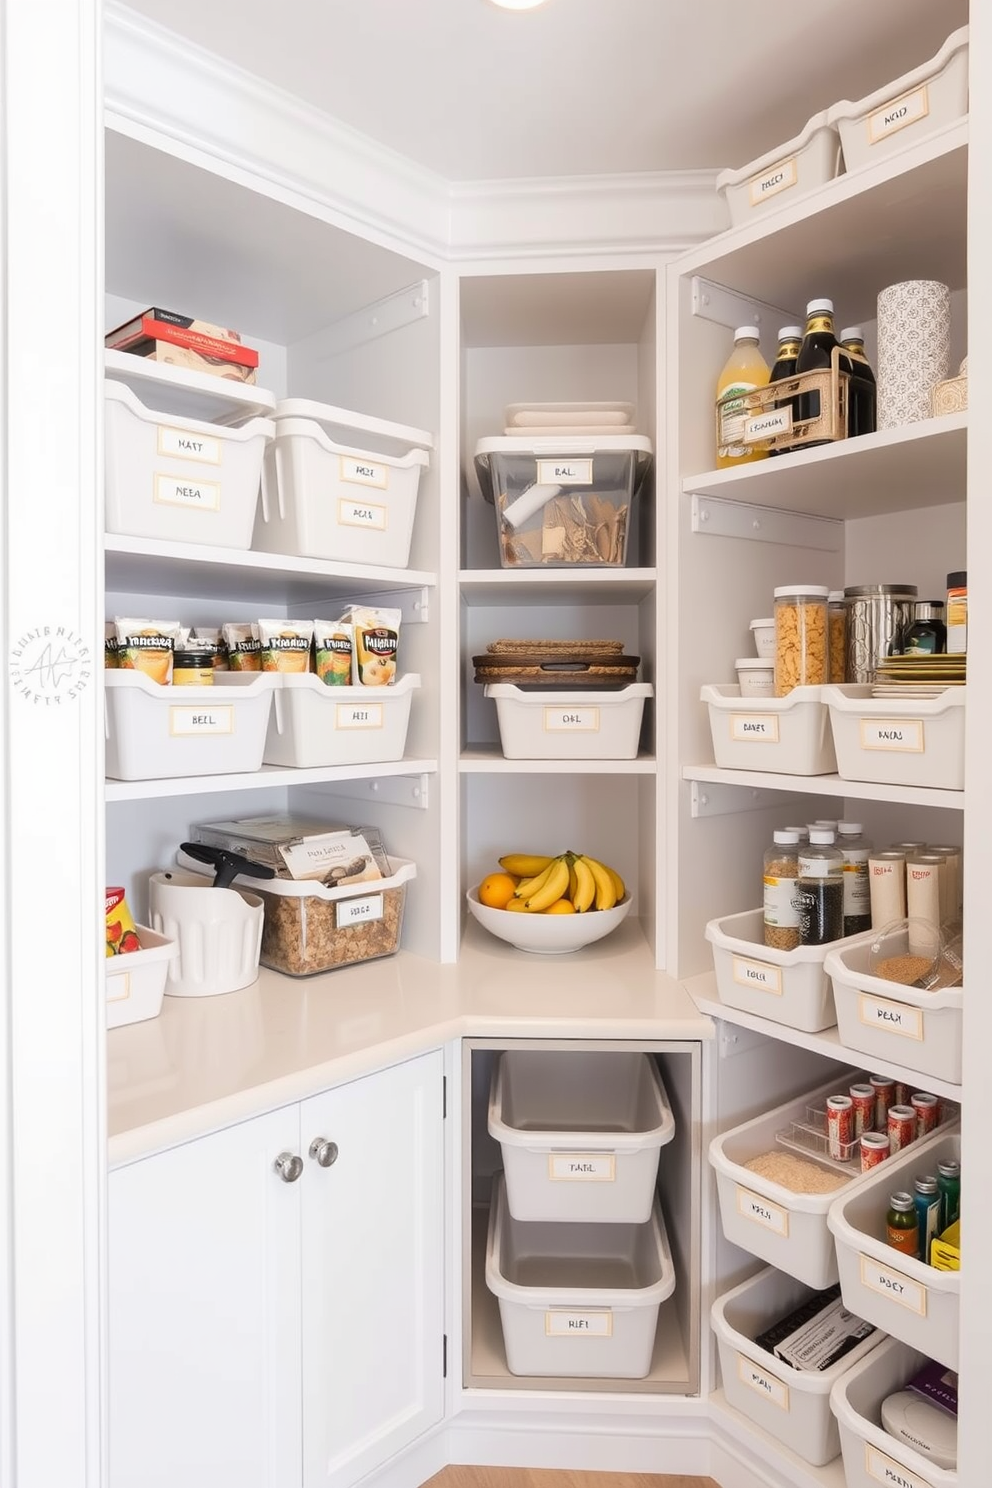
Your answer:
840;325;878;438
902;601;947;656
797;830;844;945
886;1192;919;1257
796;299;852;448
768;325;803;456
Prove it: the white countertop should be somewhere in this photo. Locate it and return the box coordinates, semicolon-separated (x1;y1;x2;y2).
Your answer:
107;919;714;1164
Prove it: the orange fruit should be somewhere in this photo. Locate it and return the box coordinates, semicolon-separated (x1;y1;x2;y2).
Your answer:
478;871;518;910
543;898;576;915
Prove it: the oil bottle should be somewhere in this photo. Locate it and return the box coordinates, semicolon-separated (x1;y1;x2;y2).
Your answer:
768;325;803;456
716;327;770;468
795;299;851;448
840;325;877;438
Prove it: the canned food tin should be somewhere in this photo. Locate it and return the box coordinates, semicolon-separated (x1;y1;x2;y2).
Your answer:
850;1083;876;1138
911;1092;940;1139
893;1083;910;1108
861;1131;890;1172
827;1094;854;1161
870;1074;895;1131
888;1104;917;1154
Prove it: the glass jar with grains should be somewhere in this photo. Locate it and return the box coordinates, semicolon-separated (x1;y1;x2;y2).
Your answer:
764;828;800;950
774;585;829;696
828;591;847;682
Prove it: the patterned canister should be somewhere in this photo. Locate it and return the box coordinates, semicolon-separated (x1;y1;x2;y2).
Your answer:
877;279;951;428
844;583;917;683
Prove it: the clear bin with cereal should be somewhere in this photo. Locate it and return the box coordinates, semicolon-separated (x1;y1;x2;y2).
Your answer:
775;585;829;696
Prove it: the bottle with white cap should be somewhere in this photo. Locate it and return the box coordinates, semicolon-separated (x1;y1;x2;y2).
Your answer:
716;326;770;468
837;822;873;936
795;298;852;447
840;325;877;437
764;828;801;951
797;829;844;945
768;325;804;456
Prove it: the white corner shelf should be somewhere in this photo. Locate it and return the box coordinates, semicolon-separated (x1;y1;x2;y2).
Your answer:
459;568;656;605
461;746;655;774
685;971;962;1102
105;534;437;604
682;763;964;811
682;412;967;520
105;758;438;803
709;1389;848;1488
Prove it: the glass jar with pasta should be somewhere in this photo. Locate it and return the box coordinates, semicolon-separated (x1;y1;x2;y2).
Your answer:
773;585;829;696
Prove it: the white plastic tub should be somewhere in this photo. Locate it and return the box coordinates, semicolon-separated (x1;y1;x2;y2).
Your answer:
257;400;432;566
262;672;419;768
716;110;842;225
823;685;965;791
750;619;776;659
483;682;651;760
485;1174;675;1379
105;671;278;780
828;27;969;172
831;1337;958;1488
105;379;273;549
735;660;774;698
828;1130;960;1368
705;908;842;1033
701;685;837;775
106;927;177;1029
488;1050;674;1224
712;1266;882;1466
825;937;963;1085
709;1074;869;1289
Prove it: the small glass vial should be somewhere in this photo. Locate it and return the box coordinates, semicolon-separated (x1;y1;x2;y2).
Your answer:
886;1192;919;1257
774;585;829;696
902;600;947;656
763;829;800;951
797;829;844;946
828;591;847;681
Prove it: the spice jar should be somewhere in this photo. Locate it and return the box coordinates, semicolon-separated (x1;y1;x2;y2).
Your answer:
946;570;967;654
763;829;800;950
828;591;847;681
773;585;828;696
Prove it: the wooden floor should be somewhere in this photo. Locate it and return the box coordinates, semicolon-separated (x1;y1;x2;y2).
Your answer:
423;1470;719;1488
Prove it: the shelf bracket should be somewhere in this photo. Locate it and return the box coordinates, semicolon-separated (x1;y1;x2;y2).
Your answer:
318;280;430;359
691;494;843;552
690;276;798;337
307;773;430;810
689;779;813;818
362;585;429;625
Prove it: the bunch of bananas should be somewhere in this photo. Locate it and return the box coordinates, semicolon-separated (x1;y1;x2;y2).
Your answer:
494;851;627;914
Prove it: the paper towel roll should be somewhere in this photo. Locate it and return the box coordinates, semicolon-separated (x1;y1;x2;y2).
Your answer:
877;280;951;429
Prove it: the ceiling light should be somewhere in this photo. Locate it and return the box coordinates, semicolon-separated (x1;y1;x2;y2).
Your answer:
488;0;550;10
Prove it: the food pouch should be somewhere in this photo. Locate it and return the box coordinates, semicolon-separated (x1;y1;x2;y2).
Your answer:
106;886;140;957
257;619;314;673
105;622;119;669
193;626;229;670
114;617;181;685
222;622;262;671
313;619;354;686
341;605;401;686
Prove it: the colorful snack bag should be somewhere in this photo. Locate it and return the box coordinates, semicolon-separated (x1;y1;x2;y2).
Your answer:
257;619;314;673
106;887;140;957
193;626;229;670
313;619;354;686
114;617;181;685
105;622;119;669
222;622;262;671
341;605;401;686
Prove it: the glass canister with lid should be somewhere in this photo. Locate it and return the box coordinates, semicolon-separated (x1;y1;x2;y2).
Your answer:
844;583;918;683
773;585;829;696
828;591;847;682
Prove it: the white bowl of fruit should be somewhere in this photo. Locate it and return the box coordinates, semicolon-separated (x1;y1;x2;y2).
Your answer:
466;852;631;954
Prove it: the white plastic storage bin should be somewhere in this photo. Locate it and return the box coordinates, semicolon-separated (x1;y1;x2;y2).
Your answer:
106;927;177;1029
823;685;965;792
829;1130;960;1369
104;379;274;549
701;685;837;775
262;672;420;769
105;672;278;781
488;1050;674;1224
716;111;842;226
483;682;652;760
705;908;841;1034
709;1074;872;1289
827;26;969;172
257;400;432;566
831;1337;958;1488
712;1266;882;1466
485;1174;675;1379
825;937;963;1085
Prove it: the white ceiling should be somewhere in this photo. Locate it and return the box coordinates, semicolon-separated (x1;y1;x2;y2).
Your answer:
120;0;967;181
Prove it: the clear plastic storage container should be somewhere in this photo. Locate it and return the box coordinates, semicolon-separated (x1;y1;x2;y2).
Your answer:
774;585;829;696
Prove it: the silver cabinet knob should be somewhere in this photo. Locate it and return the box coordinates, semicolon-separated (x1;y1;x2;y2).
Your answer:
274;1151;304;1183
309;1137;339;1168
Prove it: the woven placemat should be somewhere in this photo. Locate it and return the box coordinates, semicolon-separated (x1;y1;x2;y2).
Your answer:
486;638;625;657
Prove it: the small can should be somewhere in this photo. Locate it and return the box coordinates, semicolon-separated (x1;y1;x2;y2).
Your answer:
911;1092;940;1139
893;1083;910;1108
887;1104;917;1154
850;1083;876;1137
826;1094;854;1160
861;1131;890;1172
870;1074;895;1130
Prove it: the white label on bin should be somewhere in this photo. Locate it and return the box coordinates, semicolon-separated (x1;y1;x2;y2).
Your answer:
544;1311;612;1338
859;719;924;753
106;972;131;1004
731;956;782;996
748;155;798;207
339;455;389;490
156;425;222;465
548;1154;616;1182
744;407;792;442
859;1255;927;1317
543;707;600;733
169;706;234;736
730;713;780;744
338;497;387;531
858;994;924;1041
154;474;221;511
867;84;930;145
737;1355;789;1411
335;703;384;730
536;458;593;486
336;894;384;929
736;1186;789;1237
865;1442;929;1488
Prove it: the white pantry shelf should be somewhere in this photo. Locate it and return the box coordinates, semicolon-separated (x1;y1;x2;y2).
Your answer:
682;763;964;811
461;746;655;774
682;412;966;520
685;971;962;1103
105;758;438;803
105;534;437;604
459;568;656;605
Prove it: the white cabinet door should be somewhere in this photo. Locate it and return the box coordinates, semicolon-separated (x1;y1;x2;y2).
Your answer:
300;1051;445;1488
108;1108;303;1488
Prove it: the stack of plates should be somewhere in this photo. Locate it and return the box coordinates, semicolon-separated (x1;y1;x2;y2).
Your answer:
871;654;966;698
503;401;636;437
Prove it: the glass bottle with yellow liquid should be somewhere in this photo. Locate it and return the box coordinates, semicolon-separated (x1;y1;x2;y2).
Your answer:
716;327;770;468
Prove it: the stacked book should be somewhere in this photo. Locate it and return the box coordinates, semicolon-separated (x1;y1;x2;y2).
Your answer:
105;307;260;385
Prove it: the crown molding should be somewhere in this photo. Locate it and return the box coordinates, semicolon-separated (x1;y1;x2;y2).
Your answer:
104;3;728;265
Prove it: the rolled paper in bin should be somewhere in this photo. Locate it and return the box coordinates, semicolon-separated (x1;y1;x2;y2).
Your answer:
877;280;950;428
